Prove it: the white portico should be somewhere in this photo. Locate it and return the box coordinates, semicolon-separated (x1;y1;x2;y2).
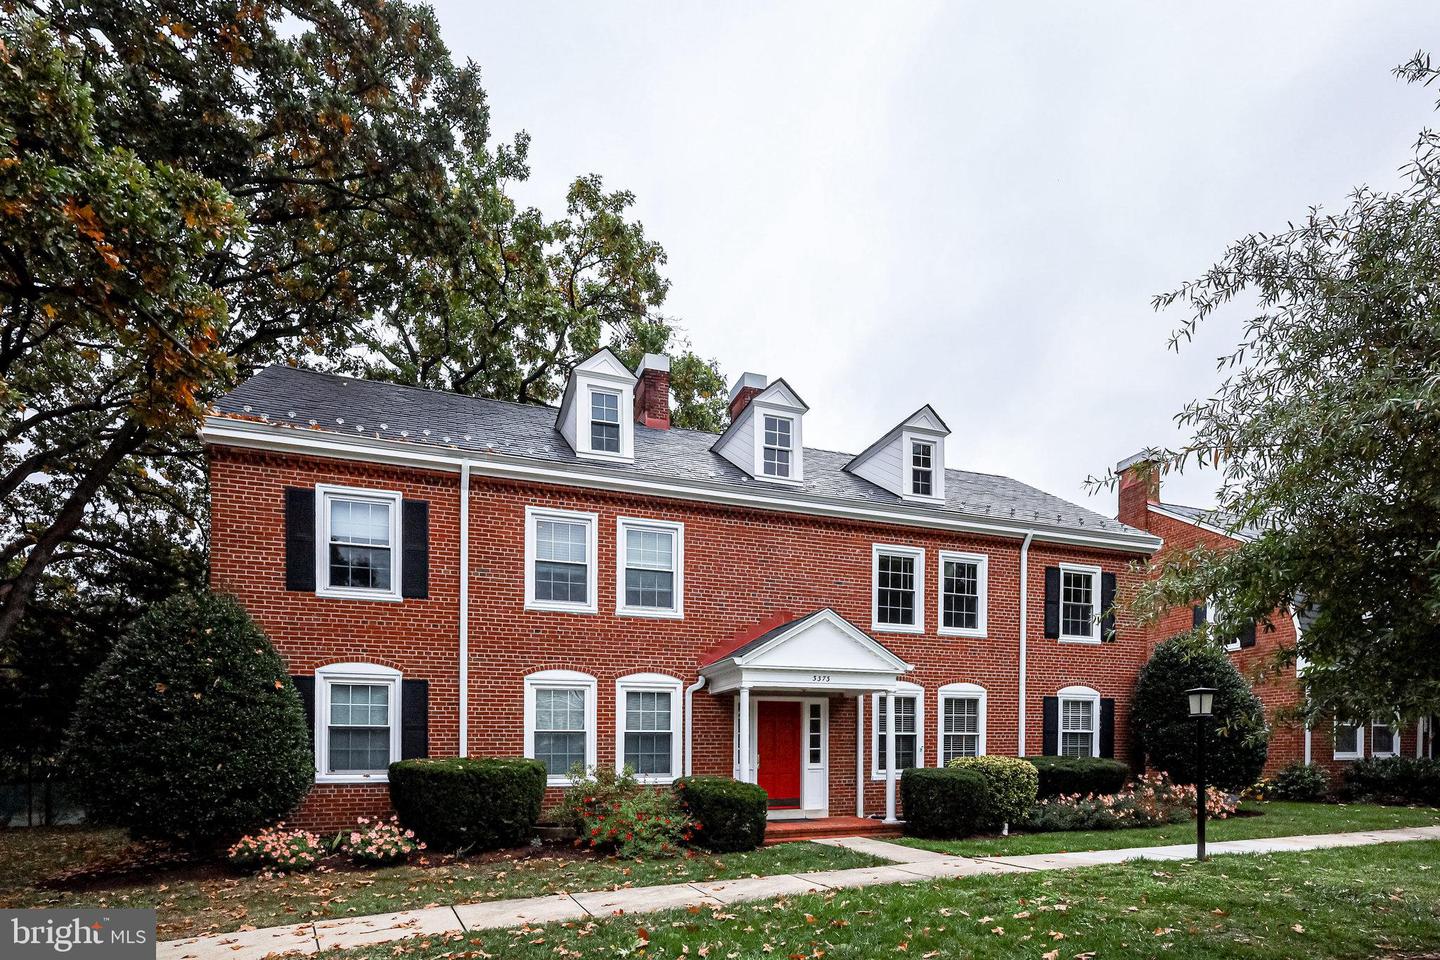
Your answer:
698;608;915;822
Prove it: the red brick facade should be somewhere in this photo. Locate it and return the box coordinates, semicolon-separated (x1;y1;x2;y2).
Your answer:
209;443;1153;831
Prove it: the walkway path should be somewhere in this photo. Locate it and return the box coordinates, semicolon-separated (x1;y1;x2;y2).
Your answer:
158;825;1440;960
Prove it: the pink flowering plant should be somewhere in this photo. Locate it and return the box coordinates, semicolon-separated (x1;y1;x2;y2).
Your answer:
226;823;324;872
1019;772;1239;833
339;816;424;866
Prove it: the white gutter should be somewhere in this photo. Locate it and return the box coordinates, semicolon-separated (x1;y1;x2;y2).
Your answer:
1017;531;1035;756
458;460;470;757
202;417;1163;555
683;675;707;776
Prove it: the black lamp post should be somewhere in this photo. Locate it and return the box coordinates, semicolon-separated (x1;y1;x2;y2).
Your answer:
1186;687;1217;861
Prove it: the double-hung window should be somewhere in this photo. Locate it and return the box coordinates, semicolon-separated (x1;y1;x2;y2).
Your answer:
1058;687;1100;757
938;551;987;637
615;674;682;782
318;486;402;600
938;683;986;763
616;519;683;617
1372;722;1399;758
873;686;923;777
911;441;935;496
1334;721;1362;760
314;663;401;783
1059;564;1101;642
762;415;793;479
525;507;598;613
590;389;622;454
873;544;924;633
526;670;597;785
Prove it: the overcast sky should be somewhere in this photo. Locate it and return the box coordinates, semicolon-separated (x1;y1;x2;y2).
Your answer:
436;1;1440;516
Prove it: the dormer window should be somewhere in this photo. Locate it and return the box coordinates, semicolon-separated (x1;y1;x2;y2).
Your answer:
590;389;621;454
763;415;793;478
911;441;934;496
845;405;949;503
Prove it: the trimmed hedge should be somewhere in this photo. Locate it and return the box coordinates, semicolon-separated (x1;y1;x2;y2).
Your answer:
1264;761;1330;802
947;756;1039;828
674;776;767;852
389;757;545;852
1340;757;1440;806
1026;756;1131;798
901;767;991;839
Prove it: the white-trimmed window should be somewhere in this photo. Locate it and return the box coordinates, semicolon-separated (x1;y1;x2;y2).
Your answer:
762;414;794;479
317;485;402;600
1334;721;1363;760
911;440;935;497
872;683;924;777
1372;721;1399;758
938;683;987;763
525;670;597;785
938;551;987;637
616;518;683;617
315;663;401;783
524;507;598;613
1059;563;1101;643
589;387;622;454
873;544;925;633
615;673;682;783
1058;685;1100;758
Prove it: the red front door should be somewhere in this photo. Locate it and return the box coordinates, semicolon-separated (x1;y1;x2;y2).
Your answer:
756;701;803;809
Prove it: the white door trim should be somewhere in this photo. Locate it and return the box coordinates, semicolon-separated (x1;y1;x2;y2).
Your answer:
734;695;829;819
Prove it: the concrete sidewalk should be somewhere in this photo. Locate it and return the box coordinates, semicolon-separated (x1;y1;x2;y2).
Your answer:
157;824;1440;960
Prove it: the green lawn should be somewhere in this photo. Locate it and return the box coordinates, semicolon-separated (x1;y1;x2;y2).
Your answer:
0;828;883;941
331;839;1440;960
896;800;1440;857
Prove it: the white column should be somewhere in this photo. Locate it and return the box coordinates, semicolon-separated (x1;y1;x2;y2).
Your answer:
738;686;752;783
884;690;898;823
855;692;866;818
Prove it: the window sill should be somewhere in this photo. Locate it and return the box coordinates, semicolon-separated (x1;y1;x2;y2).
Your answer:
1058;635;1102;645
616;606;685;620
938;627;987;639
316;773;390;785
1333;754;1362;762
525;600;598;615
873;622;925;635
630;774;678;786
575;449;633;464
316;588;403;603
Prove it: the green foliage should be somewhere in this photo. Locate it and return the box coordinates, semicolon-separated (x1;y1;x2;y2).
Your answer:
673;777;768;852
387;757;545;853
900;767;992;840
65;592;313;846
1339;757;1440;806
1025;756;1131;798
1131;636;1269;790
947;756;1039;828
1263;761;1331;802
559;766;689;859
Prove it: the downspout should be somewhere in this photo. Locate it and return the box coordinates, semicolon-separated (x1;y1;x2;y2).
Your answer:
458;460;470;757
1017;531;1035;756
684;675;707;776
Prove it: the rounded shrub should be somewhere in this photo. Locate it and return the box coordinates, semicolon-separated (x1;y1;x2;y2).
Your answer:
66;591;313;847
673;776;767;852
388;757;545;852
1025;756;1131;798
947;756;1039;828
1131;636;1269;791
900;767;991;839
1264;761;1330;802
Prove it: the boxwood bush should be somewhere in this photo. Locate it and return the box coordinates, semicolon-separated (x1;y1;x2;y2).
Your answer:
388;757;545;852
1339;757;1440;805
1263;760;1331;802
901;767;991;839
947;756;1039;828
65;592;313;847
1026;756;1131;797
673;776;767;851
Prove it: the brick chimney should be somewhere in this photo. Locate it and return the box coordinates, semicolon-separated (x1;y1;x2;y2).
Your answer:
634;353;671;429
728;372;768;422
1116;451;1160;530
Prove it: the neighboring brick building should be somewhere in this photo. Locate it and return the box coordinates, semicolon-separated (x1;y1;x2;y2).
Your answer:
205;350;1164;831
1115;453;1433;779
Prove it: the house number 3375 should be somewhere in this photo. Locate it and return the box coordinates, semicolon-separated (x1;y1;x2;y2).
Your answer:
811;674;832;683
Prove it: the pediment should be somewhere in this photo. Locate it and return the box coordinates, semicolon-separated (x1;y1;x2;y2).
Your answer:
737;609;910;673
573;347;638;382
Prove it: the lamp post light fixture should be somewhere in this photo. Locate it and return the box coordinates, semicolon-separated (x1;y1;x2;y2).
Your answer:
1186;686;1217;861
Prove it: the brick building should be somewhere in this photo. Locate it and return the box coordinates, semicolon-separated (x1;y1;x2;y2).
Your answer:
206;351;1165;830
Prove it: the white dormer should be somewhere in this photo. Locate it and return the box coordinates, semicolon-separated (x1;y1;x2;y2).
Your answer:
556;348;638;462
845;405;950;503
712;375;809;485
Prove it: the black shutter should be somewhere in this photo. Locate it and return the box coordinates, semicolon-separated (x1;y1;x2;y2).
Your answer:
401;679;429;759
1100;698;1116;758
1239;622;1257;648
284;487;316;591
1192;604;1207;628
1042;696;1059;755
1043;567;1061;639
291;675;316;747
401;500;430;599
1100;572;1117;643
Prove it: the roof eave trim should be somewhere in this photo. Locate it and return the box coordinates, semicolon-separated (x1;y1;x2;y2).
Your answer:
202;416;1163;554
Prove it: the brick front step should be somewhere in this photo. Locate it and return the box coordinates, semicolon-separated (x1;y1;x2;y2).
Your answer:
763;816;903;845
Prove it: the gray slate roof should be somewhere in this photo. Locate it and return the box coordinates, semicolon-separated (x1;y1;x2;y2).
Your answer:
1157;501;1266;541
214;365;1146;539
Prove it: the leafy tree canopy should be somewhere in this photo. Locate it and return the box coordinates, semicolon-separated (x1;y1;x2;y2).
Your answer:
1102;53;1440;725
